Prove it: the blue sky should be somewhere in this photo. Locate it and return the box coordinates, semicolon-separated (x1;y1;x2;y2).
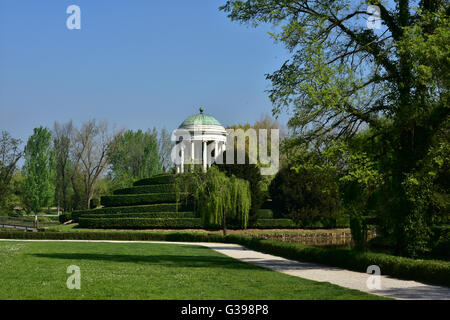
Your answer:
0;0;291;143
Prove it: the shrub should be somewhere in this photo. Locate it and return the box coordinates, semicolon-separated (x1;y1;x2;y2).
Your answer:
90;198;100;208
100;193;187;207
255;209;274;219
72;203;190;222
58;213;72;223
430;225;450;260
78;217;203;229
133;174;174;186
113;184;175;195
249;218;296;229
269;164;341;226
81;212;196;219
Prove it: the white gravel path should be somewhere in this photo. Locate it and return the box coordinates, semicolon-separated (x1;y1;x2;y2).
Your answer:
1;239;449;300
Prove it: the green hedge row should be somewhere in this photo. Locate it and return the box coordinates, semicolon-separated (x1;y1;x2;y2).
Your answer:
81;212;196;219
100;193;187;207
78;217;202;229
133;174;174;186
72;204;190;222
254;209;274;219
113;184;175;195
233;236;450;288
249;218;296;228
58;213;72;223
1;230;449;287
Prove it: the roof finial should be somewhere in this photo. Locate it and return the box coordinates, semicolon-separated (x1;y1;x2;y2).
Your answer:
199;107;204;114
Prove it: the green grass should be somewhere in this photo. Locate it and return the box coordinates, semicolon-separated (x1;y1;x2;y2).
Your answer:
0;241;386;300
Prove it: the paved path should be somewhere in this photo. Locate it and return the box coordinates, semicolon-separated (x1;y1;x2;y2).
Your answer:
1;239;449;300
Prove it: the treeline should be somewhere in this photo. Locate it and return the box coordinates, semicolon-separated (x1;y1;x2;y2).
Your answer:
0;120;173;214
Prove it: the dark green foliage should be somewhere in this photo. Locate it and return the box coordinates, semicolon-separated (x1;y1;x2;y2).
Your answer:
89;198;100;208
349;215;368;251
78;217;202;229
81;212;196;219
133;174;174;186
100;193;187;207
217;156;265;216
249;219;296;229
23;126;55;213
58;213;72;223
113;184;174;195
269;164;341;226
230;236;450;288
1;230;449;287
176;168;251;229
72;203;189;221
430;225;450;260
255;209;274;219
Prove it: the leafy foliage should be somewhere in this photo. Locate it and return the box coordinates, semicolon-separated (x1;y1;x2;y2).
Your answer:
220;0;450;256
23;127;55;213
175;166;251;229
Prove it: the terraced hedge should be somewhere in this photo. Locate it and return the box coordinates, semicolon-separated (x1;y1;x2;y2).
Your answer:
101;193;187;207
72;203;191;222
78;217;202;229
81;212;196;219
133;174;174;186
113;184;175;195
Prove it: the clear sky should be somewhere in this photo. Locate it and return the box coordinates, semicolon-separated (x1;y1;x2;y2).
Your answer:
0;0;291;143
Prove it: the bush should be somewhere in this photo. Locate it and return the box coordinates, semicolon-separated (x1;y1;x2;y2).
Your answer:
133;174;174;186
58;213;72;223
78;217;203;229
81;212;196;219
430;225;450;260
90;198;100;208
226;236;450;287
72;203;191;222
114;184;175;195
100;193;187;207
269;164;342;226
249;219;296;229
255;209;274;219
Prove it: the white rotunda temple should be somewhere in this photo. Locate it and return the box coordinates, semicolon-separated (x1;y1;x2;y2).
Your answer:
174;107;227;173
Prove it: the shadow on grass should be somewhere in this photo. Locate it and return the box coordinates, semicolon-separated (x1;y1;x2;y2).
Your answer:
30;253;256;270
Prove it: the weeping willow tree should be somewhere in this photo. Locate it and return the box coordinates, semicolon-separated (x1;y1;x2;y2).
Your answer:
175;166;251;230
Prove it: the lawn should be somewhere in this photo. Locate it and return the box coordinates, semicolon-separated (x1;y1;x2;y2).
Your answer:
0;241;386;299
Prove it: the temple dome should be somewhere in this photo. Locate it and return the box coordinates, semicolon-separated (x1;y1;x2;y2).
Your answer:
178;108;223;128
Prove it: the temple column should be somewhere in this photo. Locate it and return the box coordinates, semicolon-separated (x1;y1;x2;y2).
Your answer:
214;140;219;166
191;141;195;172
180;145;184;173
203;141;207;172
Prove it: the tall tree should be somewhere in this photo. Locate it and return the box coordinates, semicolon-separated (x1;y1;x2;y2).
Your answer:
71;120;115;209
220;0;449;256
108;129;162;187
0;131;23;213
23;127;55;214
53;120;73;212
